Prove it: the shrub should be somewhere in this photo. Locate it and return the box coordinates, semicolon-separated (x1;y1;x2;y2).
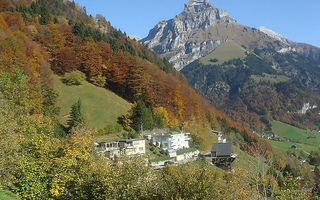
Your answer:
62;71;86;86
96;124;123;136
90;74;106;87
209;58;218;63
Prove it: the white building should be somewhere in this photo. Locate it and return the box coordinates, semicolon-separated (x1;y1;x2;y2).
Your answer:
152;132;190;151
118;139;146;156
97;138;145;159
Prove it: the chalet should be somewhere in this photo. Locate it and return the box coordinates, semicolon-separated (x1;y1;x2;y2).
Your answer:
211;143;236;169
97;138;145;159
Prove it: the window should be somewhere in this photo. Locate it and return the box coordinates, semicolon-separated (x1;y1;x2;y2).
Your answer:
139;147;144;151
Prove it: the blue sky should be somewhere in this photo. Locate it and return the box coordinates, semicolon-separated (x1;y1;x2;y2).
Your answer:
75;0;320;47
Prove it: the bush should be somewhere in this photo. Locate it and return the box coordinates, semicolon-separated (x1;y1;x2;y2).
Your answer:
123;130;139;139
209;58;218;63
62;71;86;86
90;75;106;87
96;124;123;136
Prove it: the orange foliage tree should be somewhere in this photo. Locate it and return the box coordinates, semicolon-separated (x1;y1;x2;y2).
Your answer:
76;39;102;77
53;46;77;74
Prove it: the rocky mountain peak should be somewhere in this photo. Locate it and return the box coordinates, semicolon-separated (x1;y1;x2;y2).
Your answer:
141;0;235;70
184;0;211;12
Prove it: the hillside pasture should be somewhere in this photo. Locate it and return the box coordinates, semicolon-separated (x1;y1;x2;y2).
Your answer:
266;121;320;154
271;121;320;147
200;40;247;65
54;76;131;129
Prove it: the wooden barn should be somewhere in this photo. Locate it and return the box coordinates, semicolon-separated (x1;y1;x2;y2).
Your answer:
211;143;236;169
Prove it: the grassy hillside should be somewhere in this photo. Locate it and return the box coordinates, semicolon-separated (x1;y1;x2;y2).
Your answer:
54;76;131;129
266;139;316;154
200;40;247;65
0;190;20;200
271;121;320;146
265;121;320;154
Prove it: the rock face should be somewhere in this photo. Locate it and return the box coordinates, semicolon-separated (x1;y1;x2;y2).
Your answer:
141;0;237;70
259;26;291;45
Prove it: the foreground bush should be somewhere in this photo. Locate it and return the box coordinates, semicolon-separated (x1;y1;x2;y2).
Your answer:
62;71;86;86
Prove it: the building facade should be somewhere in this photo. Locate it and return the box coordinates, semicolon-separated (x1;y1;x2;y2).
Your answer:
97;139;146;159
152;132;190;151
211;143;236;169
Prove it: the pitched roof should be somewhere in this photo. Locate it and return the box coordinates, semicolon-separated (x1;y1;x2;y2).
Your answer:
211;143;233;157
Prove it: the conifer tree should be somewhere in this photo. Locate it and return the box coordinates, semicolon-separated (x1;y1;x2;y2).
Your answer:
67;99;86;130
131;100;153;131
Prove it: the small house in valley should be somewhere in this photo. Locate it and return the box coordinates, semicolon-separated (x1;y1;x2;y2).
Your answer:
211;143;236;169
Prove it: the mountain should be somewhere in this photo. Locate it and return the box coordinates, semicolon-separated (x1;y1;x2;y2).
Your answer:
143;0;320;131
142;0;239;70
141;0;287;71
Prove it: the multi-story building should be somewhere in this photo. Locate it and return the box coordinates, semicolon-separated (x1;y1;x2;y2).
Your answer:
97;138;146;159
152;132;190;151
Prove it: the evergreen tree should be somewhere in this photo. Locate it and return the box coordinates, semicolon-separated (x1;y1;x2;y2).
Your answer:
67;99;86;130
131;100;153;132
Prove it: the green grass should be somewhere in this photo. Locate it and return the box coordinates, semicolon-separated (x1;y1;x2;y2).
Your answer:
200;40;247;65
54;75;131;129
0;190;20;200
93;133;124;143
190;158;222;171
234;147;268;171
271;121;320;147
265;121;320;154
265;139;315;154
251;73;290;84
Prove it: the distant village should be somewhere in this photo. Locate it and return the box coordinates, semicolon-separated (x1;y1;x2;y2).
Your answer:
95;129;237;169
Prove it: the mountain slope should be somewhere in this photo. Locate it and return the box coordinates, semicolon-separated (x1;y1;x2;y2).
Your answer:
143;0;320;131
54;76;131;129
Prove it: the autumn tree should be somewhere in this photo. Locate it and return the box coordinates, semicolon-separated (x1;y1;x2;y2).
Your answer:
0;98;20;187
0;0;10;12
53;46;77;74
153;107;169;128
173;83;185;124
104;51;131;95
4;12;25;31
127;60;151;101
0;67;34;114
76;40;102;77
